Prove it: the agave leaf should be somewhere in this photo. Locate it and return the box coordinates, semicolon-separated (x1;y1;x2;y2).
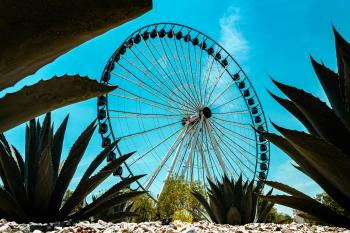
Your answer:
226;207;241;225
75;174;145;218
11;146;25;181
33;145;54;215
273;123;350;200
78;139;120;185
310;56;350;129
50;120;96;213
0;75;117;132
59;152;134;217
259;194;350;228
267;90;318;136
192;191;217;222
77;191;147;220
258;129;350;211
0;188;27;221
39;113;52;153
240;180;253;223
222;175;234;211
233;175;243;209
272;79;350;154
52;115;69;183
333;27;350;109
0;141;27;207
264;181;312;200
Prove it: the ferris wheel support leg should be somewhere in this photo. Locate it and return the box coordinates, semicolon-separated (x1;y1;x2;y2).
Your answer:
197;131;213;183
144;126;188;190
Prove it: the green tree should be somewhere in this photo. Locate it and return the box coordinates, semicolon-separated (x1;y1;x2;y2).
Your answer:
131;194;157;222
315;192;350;218
264;207;292;224
157;177;205;222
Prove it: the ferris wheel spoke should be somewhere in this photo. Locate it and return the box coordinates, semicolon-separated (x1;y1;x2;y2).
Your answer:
118;120;181;140
144;35;197;107
201;121;221;179
214;109;250;115
138;39;198;110
208;121;252;178
207;75;236;107
204;62;229;107
210;94;243;111
205;120;242;178
184;32;203;107
129;126;182;166
212;116;252;130
162;37;200;107
201;54;216;105
204;118;228;177
210;118;256;148
112;65;193;112
172;37;202;109
109;109;183;119
144;124;190;190
196;122;213;182
123;47;197;111
210;119;257;155
110;88;193;115
177;37;202;108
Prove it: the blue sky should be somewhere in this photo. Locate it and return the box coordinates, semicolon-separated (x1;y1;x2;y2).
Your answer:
3;0;350;215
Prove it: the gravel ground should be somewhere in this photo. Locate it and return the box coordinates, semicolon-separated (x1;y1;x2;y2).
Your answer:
0;219;349;233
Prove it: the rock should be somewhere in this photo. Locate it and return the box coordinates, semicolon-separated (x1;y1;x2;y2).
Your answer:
0;224;12;232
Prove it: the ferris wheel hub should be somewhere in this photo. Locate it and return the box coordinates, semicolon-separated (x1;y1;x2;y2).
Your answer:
202;107;212;118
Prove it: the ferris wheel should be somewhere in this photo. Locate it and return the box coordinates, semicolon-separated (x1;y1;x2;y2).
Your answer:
97;23;270;193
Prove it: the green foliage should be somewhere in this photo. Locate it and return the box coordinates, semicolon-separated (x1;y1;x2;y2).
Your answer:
264;207;292;224
258;28;350;228
131;194;157;222
192;175;274;225
0;113;145;223
157;176;205;222
172;209;193;223
315;193;350;218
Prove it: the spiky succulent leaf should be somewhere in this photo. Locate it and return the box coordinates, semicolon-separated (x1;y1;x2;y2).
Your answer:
259;194;350;228
267;90;318;136
0;188;27;221
50;120;96;213
273;123;350;200
58;152;134;217
256;189;274;223
0;76;117;132
78;191;147;219
192;191;217;222
78;139;120;184
272;79;350;154
226;207;241;225
333;27;350;109
32;145;54;215
310;56;350;129
52;115;69;183
0;141;27;207
11;146;25;181
74;174;145;218
258;129;350;211
240;180;253;223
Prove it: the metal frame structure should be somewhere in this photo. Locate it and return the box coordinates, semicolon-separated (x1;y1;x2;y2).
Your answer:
97;23;270;193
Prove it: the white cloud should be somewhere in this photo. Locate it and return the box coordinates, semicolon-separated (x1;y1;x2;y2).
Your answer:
219;6;249;60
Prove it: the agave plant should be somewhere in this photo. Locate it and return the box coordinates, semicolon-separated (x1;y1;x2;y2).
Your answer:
192;176;274;225
0;113;145;223
257;28;350;228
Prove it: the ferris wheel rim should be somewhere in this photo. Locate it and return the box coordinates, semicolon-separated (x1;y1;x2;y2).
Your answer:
97;22;271;193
